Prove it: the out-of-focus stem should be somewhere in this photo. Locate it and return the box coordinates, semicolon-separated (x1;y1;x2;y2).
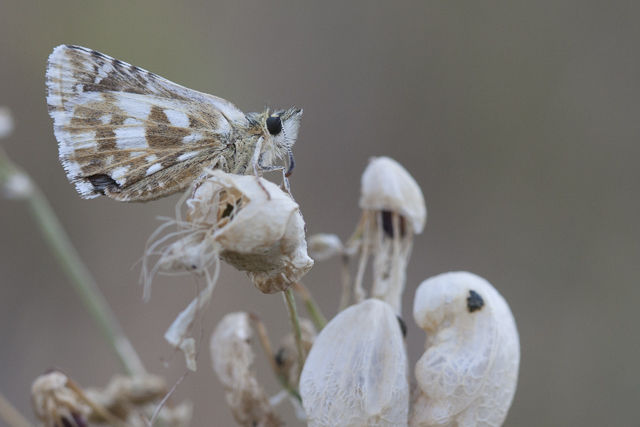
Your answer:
283;289;305;381
0;148;146;376
338;255;351;312
250;313;302;403
0;393;33;427
291;282;327;330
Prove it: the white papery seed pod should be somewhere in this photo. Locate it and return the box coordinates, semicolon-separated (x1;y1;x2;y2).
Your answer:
300;299;409;427
307;233;344;261
360;156;426;234
410;272;520;427
351;157;426;313
210;312;283;427
205;171;314;293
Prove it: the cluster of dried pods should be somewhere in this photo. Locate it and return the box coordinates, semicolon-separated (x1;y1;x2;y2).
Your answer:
30;156;520;427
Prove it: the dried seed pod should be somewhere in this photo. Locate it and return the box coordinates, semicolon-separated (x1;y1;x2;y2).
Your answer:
410;272;520;427
360;156;426;234
274;318;317;386
84;375;167;419
352;157;426;313
300;299;409;427
31;372;90;427
210;312;283;427
147;170;313;295
307;233;344;261
207;171;314;293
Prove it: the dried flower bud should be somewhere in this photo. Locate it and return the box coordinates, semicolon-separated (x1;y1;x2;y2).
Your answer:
300;299;409;426
210;312;283;427
274;318;317;386
410;272;520;427
360;156;426;234
31;372;90;427
307;233;344;261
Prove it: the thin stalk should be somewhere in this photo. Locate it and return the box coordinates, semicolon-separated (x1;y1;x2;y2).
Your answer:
250;313;302;403
0;148;146;376
338;254;351;312
291;282;327;330
0;393;33;427
283;289;305;381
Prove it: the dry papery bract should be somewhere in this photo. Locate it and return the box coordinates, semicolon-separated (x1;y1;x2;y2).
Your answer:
210;312;284;427
410;271;520;427
300;299;409;427
31;371;191;427
145;170;313;370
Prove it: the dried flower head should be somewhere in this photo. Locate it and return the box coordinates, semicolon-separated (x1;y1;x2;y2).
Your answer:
300;299;409;426
210;312;283;427
349;157;426;313
206;172;313;294
31;371;90;427
410;272;520;427
360;156;426;234
147;170;313;295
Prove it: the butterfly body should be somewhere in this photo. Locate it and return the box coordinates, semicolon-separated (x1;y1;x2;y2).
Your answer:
46;45;301;202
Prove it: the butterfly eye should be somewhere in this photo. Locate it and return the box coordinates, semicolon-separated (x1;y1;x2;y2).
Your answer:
266;115;283;135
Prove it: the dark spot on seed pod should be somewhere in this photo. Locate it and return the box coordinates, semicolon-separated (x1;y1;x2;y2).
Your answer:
274;347;286;367
396;315;407;337
221;203;234;218
467;290;484;313
382;210;406;238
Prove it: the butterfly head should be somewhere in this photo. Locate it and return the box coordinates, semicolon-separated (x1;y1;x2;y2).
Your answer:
252;108;302;175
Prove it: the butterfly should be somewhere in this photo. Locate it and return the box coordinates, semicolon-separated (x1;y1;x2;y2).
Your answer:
46;45;301;202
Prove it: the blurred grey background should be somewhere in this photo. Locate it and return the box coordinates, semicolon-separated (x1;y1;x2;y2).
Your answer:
1;1;639;426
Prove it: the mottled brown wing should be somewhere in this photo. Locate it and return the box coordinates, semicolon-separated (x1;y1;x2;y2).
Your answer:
46;45;248;201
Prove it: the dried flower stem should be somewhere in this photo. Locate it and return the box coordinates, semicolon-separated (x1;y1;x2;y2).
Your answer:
291;282;327;330
283;289;306;382
0;393;33;427
338;255;351;312
0;148;146;376
250;313;302;402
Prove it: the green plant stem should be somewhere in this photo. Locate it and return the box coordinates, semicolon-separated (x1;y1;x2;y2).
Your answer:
292;282;327;330
0;148;146;376
283;288;305;380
